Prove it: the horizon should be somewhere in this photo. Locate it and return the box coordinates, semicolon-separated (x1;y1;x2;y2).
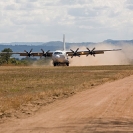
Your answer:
0;39;133;45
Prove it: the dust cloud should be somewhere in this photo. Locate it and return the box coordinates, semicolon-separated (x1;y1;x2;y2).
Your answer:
29;43;133;66
69;43;133;66
31;58;53;67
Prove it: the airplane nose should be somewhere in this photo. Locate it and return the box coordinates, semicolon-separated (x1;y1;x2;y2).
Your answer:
54;55;60;61
55;55;60;58
53;55;65;62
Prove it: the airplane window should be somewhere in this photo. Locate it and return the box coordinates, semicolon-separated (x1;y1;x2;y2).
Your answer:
54;52;62;55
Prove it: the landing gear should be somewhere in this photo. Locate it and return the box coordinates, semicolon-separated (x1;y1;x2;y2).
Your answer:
53;62;59;66
66;63;69;66
53;62;69;66
53;62;57;66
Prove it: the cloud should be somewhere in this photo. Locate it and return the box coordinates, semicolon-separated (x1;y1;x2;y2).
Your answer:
125;0;133;10
126;0;133;4
58;0;93;6
0;0;133;42
16;0;38;3
68;8;98;17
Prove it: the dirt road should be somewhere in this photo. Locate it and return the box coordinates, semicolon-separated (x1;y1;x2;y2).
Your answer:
1;75;133;133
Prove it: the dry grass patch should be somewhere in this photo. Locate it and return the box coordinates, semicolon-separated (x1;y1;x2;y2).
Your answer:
0;65;133;116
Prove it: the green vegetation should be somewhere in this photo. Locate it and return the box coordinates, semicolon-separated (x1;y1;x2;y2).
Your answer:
0;48;51;66
0;65;133;114
0;48;13;64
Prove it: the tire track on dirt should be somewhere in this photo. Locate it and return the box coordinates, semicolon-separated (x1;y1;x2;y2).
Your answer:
1;75;133;133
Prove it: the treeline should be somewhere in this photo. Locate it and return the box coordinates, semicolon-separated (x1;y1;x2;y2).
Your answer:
0;48;51;66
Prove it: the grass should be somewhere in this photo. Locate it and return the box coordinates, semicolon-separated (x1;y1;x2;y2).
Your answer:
0;65;133;113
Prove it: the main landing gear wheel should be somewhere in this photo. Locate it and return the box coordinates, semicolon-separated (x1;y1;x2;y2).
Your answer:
66;63;69;66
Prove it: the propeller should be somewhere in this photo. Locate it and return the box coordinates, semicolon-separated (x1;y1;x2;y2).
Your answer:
86;47;95;57
41;49;50;57
24;49;33;57
70;48;80;58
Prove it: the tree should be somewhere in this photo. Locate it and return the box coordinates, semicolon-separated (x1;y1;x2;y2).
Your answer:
0;48;13;64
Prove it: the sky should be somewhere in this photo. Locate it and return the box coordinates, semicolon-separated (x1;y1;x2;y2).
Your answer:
0;0;133;43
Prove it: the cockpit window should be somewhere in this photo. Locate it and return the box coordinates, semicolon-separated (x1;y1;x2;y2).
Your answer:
54;52;63;55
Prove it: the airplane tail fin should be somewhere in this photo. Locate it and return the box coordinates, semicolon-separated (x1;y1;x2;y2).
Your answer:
63;34;66;51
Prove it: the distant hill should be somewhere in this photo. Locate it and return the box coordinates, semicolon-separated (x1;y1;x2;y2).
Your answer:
0;39;133;59
103;39;133;44
0;41;95;52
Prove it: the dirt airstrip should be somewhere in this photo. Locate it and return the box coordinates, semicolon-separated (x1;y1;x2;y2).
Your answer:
1;75;133;133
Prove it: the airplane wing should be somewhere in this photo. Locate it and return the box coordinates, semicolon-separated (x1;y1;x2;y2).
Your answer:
18;52;53;57
66;48;121;58
0;49;53;57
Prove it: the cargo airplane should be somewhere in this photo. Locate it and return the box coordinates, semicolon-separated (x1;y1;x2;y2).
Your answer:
0;35;121;66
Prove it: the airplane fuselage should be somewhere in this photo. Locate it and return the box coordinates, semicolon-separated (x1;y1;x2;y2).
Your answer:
52;50;69;66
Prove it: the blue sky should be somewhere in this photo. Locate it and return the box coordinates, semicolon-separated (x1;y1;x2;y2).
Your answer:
0;0;133;43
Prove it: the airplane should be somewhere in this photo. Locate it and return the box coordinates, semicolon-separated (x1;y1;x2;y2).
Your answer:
0;35;121;66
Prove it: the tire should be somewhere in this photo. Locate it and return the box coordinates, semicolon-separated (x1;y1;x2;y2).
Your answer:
66;63;69;66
